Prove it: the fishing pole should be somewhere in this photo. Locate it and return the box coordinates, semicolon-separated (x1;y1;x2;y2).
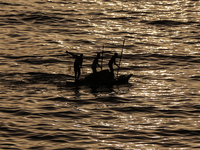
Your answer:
101;45;104;71
117;39;125;77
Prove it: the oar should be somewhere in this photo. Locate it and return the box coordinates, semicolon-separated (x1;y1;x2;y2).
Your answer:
117;39;125;77
101;45;104;71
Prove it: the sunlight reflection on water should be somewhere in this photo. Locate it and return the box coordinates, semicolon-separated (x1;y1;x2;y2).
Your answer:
0;0;200;149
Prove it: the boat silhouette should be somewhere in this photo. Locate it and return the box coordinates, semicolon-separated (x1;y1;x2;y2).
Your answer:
66;69;132;87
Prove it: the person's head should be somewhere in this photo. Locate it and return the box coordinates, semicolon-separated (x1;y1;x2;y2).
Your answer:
114;53;118;57
97;53;100;58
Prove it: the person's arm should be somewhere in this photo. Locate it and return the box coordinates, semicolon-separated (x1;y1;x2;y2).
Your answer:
80;58;83;68
114;58;119;68
66;51;76;58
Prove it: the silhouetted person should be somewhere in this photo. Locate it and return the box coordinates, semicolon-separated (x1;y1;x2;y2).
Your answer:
108;53;119;77
91;53;102;74
66;51;83;81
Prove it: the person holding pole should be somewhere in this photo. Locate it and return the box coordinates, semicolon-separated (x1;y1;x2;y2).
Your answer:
66;51;83;81
91;53;102;74
109;39;125;78
108;52;120;78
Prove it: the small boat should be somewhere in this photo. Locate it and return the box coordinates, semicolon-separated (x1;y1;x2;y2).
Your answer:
66;69;132;87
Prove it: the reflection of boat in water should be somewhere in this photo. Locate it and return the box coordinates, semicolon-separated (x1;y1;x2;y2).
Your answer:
66;69;132;87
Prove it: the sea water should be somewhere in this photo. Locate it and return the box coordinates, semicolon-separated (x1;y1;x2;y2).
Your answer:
0;0;199;149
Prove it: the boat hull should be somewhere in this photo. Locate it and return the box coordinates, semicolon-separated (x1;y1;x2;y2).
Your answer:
66;70;132;87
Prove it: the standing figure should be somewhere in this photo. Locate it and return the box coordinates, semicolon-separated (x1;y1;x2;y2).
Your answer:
108;53;119;77
66;51;83;81
91;53;102;74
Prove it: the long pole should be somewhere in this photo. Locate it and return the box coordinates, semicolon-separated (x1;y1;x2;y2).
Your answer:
117;39;125;77
101;45;104;71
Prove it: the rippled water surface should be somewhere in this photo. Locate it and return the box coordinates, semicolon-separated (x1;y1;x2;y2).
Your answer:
0;0;200;149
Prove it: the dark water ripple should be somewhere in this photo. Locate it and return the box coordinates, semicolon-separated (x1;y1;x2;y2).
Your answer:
146;20;198;26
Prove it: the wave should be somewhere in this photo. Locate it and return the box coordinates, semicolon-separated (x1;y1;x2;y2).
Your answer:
142;20;198;26
0;2;21;6
131;53;198;62
190;75;200;81
156;128;200;136
19;58;64;65
111;106;156;113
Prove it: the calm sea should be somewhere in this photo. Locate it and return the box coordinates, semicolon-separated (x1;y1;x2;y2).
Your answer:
0;0;200;149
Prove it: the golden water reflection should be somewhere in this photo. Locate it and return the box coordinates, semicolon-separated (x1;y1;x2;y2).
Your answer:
0;0;200;149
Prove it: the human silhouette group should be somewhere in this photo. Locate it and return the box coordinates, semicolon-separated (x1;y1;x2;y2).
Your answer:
66;51;120;81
